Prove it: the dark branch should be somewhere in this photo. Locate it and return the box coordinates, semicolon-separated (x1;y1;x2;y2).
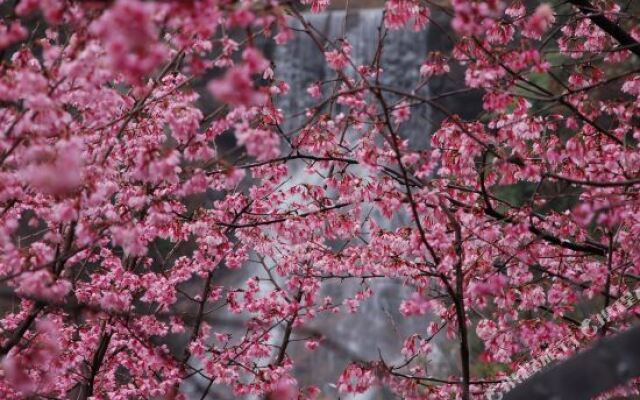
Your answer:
568;0;640;58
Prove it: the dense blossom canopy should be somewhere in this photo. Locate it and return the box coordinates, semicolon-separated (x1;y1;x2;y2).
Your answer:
0;0;639;399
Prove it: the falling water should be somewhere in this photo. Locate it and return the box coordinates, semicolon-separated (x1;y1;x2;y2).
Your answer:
274;8;433;149
269;9;453;399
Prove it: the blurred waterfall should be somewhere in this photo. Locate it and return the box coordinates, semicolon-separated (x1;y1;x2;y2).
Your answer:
269;9;451;399
274;8;432;149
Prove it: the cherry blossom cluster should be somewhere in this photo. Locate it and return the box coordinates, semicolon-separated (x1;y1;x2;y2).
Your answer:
0;0;639;399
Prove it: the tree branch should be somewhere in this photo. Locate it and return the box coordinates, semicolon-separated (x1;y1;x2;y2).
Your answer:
567;0;640;59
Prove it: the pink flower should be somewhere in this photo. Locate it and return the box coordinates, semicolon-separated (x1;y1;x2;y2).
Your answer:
267;377;298;400
235;126;280;161
91;0;168;83
384;0;415;29
111;225;148;256
208;66;267;106
451;0;505;36
401;334;431;357
306;83;322;99
228;7;255;28
343;298;360;313
506;2;525;18
523;3;555;39
384;0;430;31
0;22;27;50
325;41;351;70
338;364;376;394
2;318;62;395
243;47;270;75
305;339;320;351
400;292;430;316
468;274;508;297
20;138;84;196
16;0;65;24
301;0;331;13
16;271;71;302
392;101;411;124
622;75;640;98
420;53;450;78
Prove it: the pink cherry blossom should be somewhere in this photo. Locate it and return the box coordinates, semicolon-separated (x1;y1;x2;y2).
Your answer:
0;22;27;50
391;101;411;124
523;3;555;39
306;82;322;98
91;0;169;84
325;40;352;70
0;1;638;399
419;52;450;78
301;0;331;14
208;66;268;106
